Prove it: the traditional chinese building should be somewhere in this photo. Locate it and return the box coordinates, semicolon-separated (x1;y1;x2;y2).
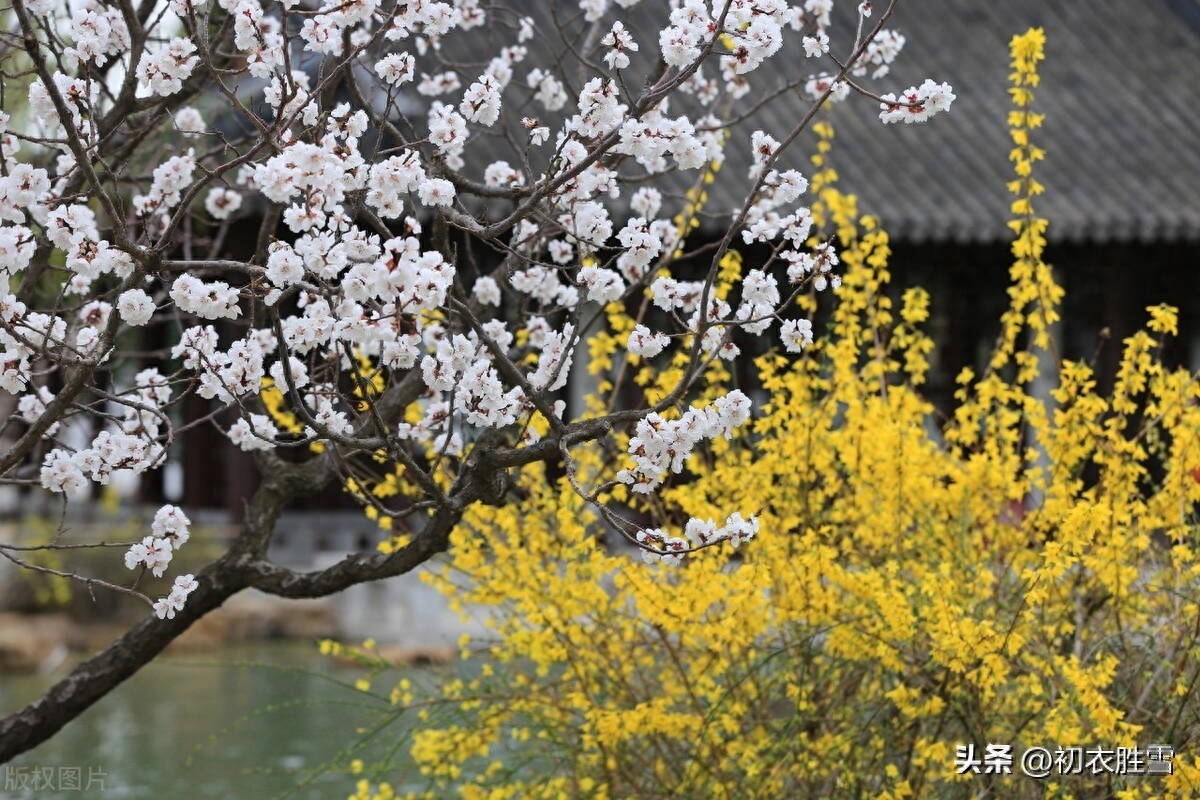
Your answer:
784;0;1200;409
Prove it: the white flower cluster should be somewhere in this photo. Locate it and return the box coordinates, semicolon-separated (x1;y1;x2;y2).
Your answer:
253;105;367;217
802;32;829;58
125;505;190;577
46;202;97;252
526;69;568;112
74;298;111;353
171;326;273;401
65;241;132;296
616;216;670;282
0;148;48;241
428;102;468;166
376;53;416;86
618;390;752;494
734;268;780;336
0;163;49;227
648;276;703;316
743;168;811;240
365;152;426;218
135;38;199;97
174;107;206;136
635;512;760;565
527;324;575;393
627;324;669;358
658;0;716;68
722;0;790;75
483;160;523;189
419;71;461;97
879;80;957;124
63;0;131;69
0;229;37;290
780;318;815;352
230;0;286;79
510;263;579;308
39;383;171;491
422;332;526;428
228;414;279;451
614;110;716;173
154;575;199;620
860;30;905;80
45;435;155;494
205;188;242;220
298;0;382;59
602;21;639;70
460;74;502;126
473;276;501;306
132;150;196;219
384;0;458;41
577;266;625;305
567;78;627;139
649;277;752;363
28;74;99;140
17;386;58;437
0;296;35;394
128;508;200;620
341;235;453;313
804;73;850;104
169;275;241;320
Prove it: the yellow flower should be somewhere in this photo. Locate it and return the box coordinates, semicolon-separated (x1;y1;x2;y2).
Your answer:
329;26;1199;800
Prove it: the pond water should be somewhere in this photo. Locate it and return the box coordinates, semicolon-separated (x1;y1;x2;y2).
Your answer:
0;642;432;799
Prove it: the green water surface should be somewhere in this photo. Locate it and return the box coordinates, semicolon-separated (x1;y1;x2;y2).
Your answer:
0;642;428;799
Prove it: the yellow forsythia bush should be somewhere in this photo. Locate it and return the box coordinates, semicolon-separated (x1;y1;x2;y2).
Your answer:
348;29;1200;799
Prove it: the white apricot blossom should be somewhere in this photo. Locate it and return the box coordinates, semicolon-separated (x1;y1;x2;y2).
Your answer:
0;0;957;615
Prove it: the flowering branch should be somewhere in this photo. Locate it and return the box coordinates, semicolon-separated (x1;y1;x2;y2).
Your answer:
0;0;955;759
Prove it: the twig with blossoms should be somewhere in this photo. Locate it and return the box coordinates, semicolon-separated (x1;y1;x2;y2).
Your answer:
0;0;958;759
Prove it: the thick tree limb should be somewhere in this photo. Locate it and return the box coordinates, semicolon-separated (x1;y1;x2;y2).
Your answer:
241;504;461;598
0;452;332;762
0;530;248;763
0;434;487;762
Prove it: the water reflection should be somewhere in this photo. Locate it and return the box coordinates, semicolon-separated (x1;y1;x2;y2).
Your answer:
1;642;425;799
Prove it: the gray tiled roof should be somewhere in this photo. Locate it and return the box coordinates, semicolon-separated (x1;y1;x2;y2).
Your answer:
790;0;1200;244
437;1;1199;245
